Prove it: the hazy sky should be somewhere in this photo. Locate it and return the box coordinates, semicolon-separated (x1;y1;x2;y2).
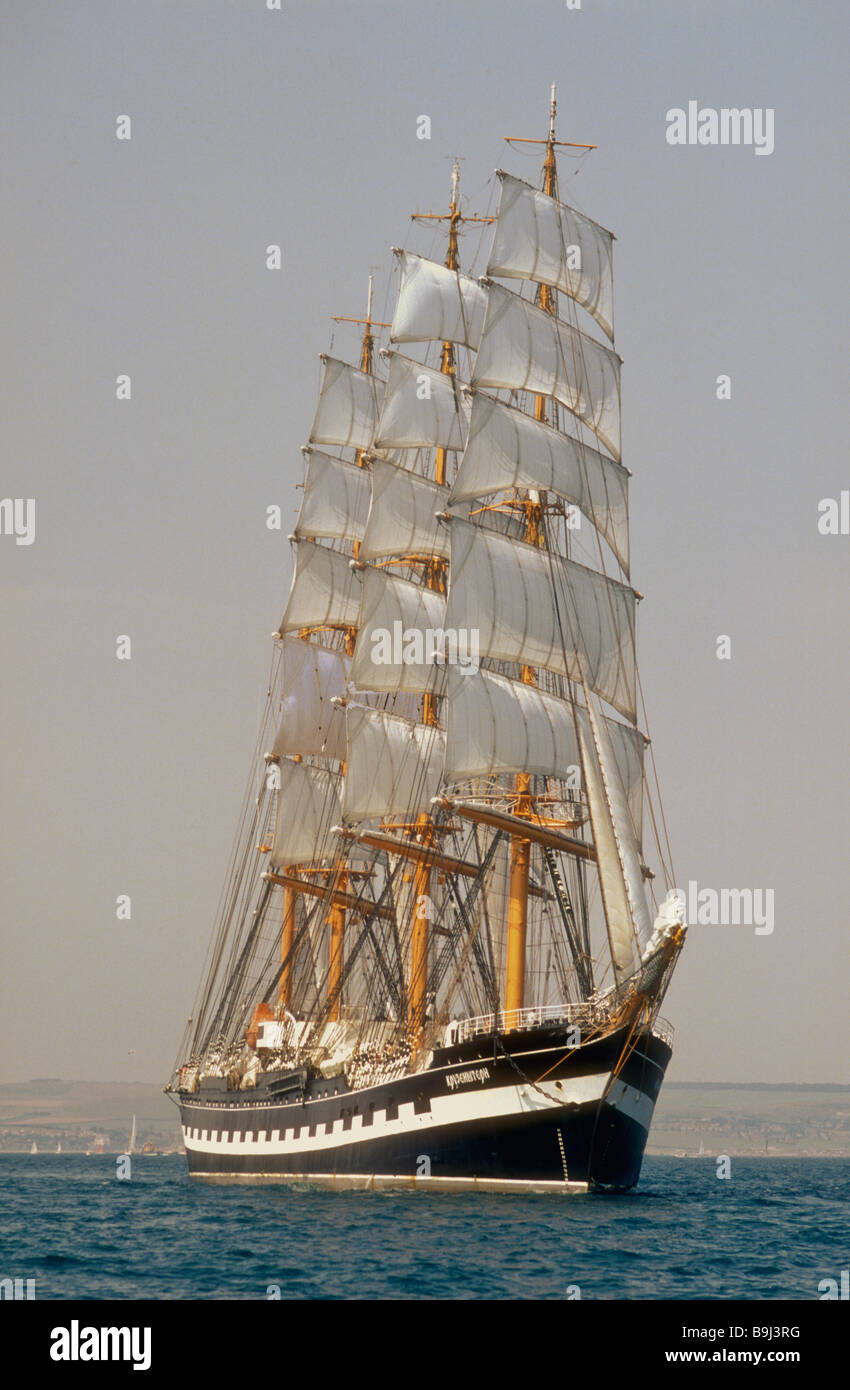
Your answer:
1;0;847;1085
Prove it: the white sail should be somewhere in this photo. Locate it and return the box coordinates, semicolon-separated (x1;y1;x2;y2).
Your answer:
349;566;448;695
309;355;379;451
359;458;450;562
594;710;646;843
278;540;362;634
444;666;579;785
444;667;643;831
450;391;630;574
272;636;349;763
342;705;446;824
472;282;621;461
271;759;343;867
294;450;371;543
488;171;615;342
390;250;488;349
577;715;637;982
579;694;652;982
446;517;636;721
373;352;469;452
585;695;652;945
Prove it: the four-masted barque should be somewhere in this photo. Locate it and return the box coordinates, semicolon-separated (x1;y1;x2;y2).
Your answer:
168;90;687;1192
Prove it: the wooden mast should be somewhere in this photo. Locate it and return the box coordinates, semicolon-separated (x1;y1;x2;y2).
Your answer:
290;285;389;1025
279;872;298;1007
503;87;595;1023
406;163;494;1046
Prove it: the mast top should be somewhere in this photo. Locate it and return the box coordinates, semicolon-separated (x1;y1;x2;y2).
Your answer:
411;160;495;273
504;85;597;155
332;275;390;375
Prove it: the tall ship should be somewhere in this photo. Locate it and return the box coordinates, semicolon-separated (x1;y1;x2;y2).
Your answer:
168;91;687;1192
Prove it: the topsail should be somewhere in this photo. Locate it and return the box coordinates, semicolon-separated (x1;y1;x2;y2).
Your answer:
487;171;615;342
472;281;622;461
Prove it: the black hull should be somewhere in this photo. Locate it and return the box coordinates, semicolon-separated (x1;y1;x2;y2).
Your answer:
178;1023;671;1192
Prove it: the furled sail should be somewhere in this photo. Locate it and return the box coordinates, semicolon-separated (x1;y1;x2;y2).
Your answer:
472;282;621;461
446;517;636;721
359;458;450;562
294;449;372;543
271;759;343;867
487;171;615;342
373;352;469;452
450;391;630;574
390;250;488;349
272;636;349;763
349;566;448;695
444;667;644;833
341;705;446;824
278;539;362;634
309;355;379;451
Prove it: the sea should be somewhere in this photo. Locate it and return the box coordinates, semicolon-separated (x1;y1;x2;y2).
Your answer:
0;1155;846;1301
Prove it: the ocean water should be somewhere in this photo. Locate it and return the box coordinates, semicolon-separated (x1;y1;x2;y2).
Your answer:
0;1155;846;1300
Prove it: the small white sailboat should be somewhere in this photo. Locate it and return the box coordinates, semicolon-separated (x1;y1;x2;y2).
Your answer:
127;1114;137;1155
30;1140;38;1155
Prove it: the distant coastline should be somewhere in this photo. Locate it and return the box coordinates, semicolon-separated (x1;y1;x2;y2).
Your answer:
1;1078;848;1158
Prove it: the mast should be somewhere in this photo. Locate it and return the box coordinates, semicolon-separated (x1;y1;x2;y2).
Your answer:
274;281;389;1027
279;872;298;1008
325;286;388;1020
504;86;596;1019
405;163;494;1046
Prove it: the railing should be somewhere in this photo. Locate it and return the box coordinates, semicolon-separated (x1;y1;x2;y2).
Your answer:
652;1016;675;1048
452;1003;602;1044
451;1004;676;1048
